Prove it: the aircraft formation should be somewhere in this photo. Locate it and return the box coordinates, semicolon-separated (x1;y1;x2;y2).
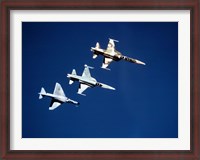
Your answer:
39;38;145;110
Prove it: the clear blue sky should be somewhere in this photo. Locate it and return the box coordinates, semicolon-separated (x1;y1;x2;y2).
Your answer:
22;22;178;138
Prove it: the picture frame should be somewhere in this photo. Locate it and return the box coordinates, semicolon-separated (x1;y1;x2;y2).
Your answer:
0;0;199;159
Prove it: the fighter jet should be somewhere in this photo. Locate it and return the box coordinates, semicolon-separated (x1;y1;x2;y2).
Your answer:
67;64;115;96
91;38;146;70
38;83;79;110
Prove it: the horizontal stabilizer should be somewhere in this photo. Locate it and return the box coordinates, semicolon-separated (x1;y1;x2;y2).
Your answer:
69;80;74;85
93;54;98;59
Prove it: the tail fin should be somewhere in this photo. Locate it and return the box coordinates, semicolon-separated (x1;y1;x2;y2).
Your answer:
72;69;76;75
69;69;76;85
53;83;65;97
95;42;100;49
39;87;46;99
91;42;100;59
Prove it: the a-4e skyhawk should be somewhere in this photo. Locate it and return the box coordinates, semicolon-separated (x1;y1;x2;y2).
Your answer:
67;64;115;96
91;38;146;70
38;83;79;110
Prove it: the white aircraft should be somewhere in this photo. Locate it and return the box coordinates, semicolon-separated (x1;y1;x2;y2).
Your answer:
38;83;79;110
67;64;115;96
91;38;146;70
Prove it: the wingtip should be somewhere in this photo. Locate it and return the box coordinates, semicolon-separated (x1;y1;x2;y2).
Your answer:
77;92;86;96
109;38;119;42
101;66;111;71
84;64;94;69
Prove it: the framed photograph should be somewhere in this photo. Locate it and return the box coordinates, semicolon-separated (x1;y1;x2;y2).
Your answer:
1;0;199;159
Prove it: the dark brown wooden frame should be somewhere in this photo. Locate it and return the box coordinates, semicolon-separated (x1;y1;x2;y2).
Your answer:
0;0;199;159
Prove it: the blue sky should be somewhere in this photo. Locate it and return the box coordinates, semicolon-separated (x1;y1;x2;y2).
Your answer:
22;22;178;138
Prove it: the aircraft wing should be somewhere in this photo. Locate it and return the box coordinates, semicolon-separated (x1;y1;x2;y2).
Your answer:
82;66;91;78
49;99;62;110
53;83;65;97
102;57;113;69
106;39;116;54
78;83;90;95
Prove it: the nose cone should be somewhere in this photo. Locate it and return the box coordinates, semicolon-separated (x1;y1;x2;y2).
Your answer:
100;83;116;90
106;86;116;90
135;59;146;65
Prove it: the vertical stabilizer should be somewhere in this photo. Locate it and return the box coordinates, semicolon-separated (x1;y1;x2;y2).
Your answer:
68;69;76;85
95;42;100;49
72;69;76;75
39;87;46;99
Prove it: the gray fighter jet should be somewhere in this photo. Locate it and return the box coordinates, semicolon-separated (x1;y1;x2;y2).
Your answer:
67;64;115;96
91;38;146;70
38;83;79;110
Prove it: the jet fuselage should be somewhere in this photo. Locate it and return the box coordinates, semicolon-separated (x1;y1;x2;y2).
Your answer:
67;74;97;87
67;73;115;90
91;48;145;65
43;93;68;102
91;48;122;61
41;93;77;104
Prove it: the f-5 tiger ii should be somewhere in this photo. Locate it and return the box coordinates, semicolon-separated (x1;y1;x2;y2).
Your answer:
91;38;146;70
67;64;115;96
